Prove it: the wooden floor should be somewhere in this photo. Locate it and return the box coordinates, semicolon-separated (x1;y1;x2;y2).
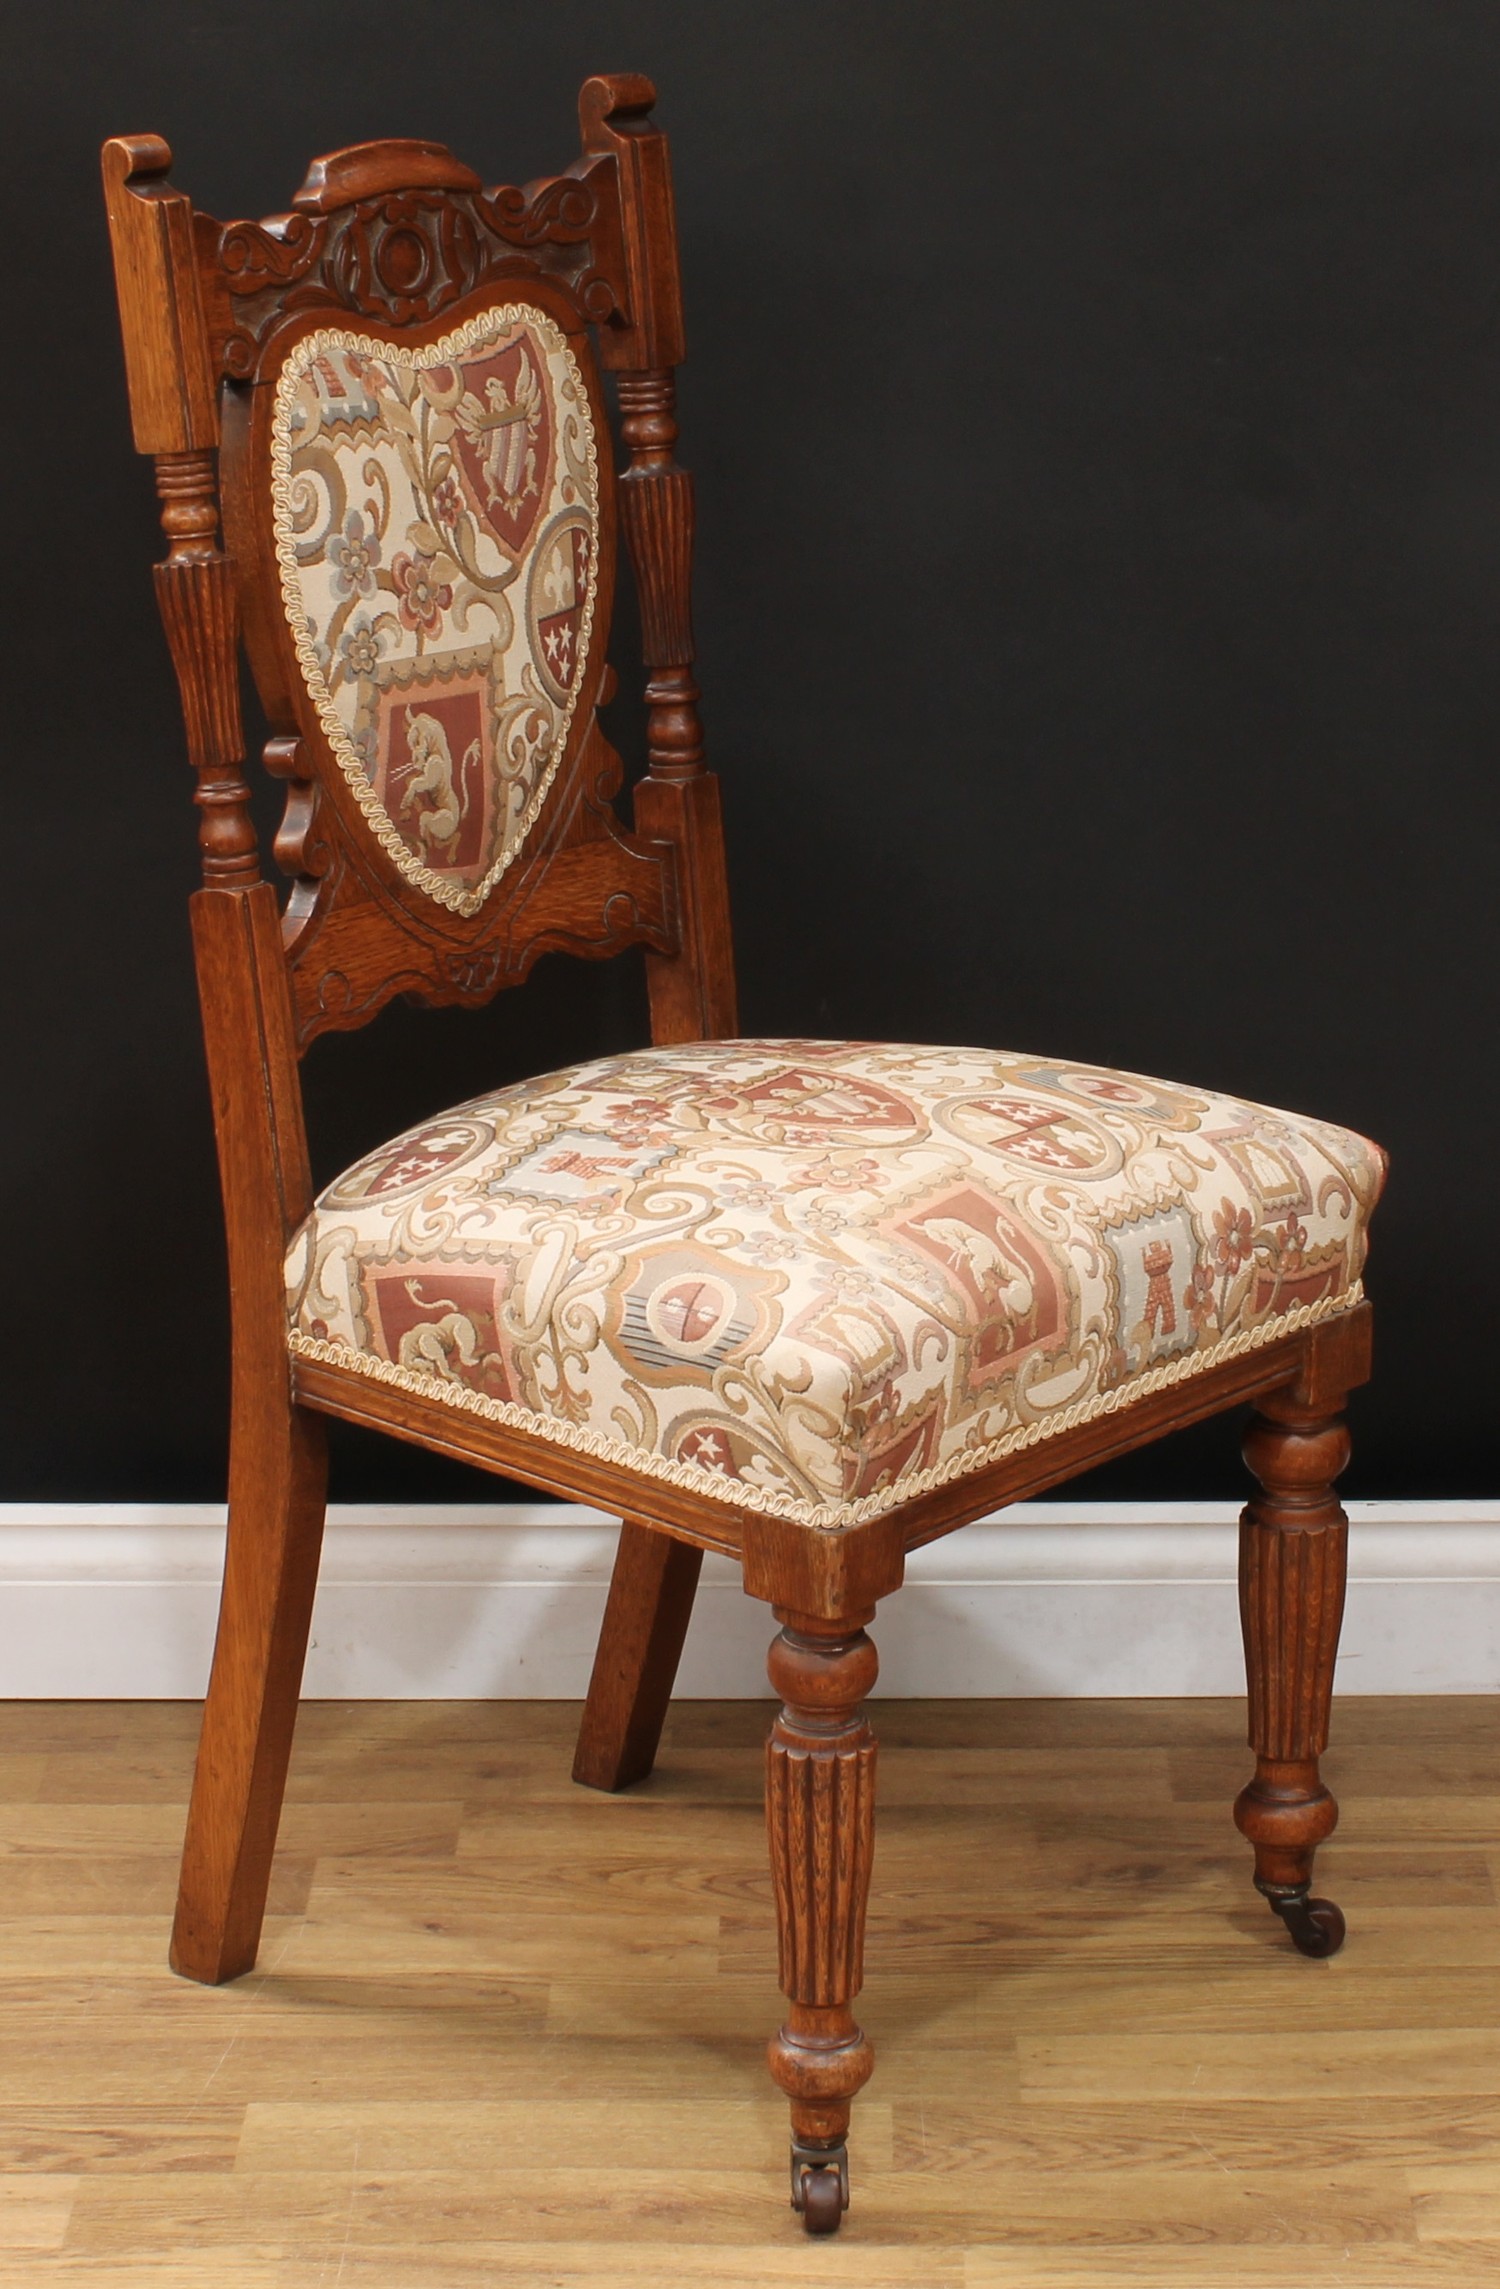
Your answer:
0;1696;1497;2284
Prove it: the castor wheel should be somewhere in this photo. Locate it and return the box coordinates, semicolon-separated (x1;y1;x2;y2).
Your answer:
1266;1887;1346;1958
799;2167;844;2234
790;2141;849;2234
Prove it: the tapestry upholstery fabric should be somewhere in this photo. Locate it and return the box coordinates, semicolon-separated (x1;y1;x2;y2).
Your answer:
271;301;599;916
286;1041;1385;1530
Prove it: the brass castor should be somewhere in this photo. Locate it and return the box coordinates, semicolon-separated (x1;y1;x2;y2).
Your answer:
1264;1884;1346;1958
791;2140;849;2235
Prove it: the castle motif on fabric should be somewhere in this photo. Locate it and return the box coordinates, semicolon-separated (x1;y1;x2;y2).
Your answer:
270;304;599;915
285;1040;1386;1529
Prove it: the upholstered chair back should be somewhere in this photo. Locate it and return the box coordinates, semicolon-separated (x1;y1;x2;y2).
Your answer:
104;88;736;1057
269;300;605;914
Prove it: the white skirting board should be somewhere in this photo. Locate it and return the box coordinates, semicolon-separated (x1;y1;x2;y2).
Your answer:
0;1501;1497;1700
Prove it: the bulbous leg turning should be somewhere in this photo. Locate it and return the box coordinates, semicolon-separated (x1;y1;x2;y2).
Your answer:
1236;1393;1351;1957
765;1613;878;2233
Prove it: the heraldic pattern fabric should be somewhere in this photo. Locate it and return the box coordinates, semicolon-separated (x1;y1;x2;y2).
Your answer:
285;1041;1385;1531
271;301;599;916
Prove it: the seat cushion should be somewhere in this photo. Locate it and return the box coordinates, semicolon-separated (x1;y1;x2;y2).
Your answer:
286;1040;1384;1530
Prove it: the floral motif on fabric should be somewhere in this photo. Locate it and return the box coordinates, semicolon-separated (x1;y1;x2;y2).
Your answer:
285;1041;1386;1530
270;305;599;915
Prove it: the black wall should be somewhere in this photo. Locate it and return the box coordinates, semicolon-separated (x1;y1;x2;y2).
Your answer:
5;2;1496;1501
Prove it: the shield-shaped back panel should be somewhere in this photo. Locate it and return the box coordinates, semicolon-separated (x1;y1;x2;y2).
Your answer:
269;299;601;916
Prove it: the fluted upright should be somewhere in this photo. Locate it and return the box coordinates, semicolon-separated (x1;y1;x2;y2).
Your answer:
1235;1389;1351;1895
616;368;700;774
618;367;737;1043
764;1614;878;2201
152;449;259;886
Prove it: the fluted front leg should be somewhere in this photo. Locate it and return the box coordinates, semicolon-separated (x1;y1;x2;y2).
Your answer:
1235;1390;1351;1956
765;1614;878;2234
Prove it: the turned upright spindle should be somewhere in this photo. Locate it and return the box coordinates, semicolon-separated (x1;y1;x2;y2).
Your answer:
764;1614;879;2233
1236;1386;1351;1957
615;364;737;1043
153;451;258;887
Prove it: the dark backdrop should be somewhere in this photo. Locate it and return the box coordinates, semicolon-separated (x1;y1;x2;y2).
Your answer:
5;1;1496;1501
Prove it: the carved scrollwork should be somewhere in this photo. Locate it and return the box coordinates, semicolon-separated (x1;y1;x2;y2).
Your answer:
217;210;328;291
478;174;596;246
312;960;444;1029
204;166;625;381
264;738;336;887
325;193;482;322
440;946;504;995
285;820;678;1048
577;272;620;326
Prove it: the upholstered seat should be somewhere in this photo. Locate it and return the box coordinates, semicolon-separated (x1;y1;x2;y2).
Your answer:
287;1039;1383;1529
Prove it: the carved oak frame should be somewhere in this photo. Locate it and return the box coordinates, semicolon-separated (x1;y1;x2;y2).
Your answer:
103;78;1371;2235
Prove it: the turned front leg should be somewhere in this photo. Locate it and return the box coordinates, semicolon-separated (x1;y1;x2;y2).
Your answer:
1235;1391;1351;1957
765;1612;878;2235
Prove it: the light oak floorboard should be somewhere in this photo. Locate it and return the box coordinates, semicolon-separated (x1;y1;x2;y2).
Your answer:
0;1696;1494;2285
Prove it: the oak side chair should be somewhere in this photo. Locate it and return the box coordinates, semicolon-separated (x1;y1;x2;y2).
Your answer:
103;79;1386;2235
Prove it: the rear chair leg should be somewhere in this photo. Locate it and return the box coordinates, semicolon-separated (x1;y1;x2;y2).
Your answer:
765;1613;878;2236
572;1519;703;1791
1236;1387;1351;1958
171;1397;327;1984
